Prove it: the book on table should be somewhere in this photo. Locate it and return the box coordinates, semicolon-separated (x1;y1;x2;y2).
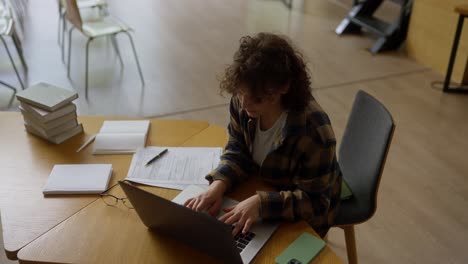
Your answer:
26;123;84;144
19;101;76;123
16;82;83;144
20;108;78;131
16;82;78;111
24;120;78;138
42;164;113;195
92;120;151;154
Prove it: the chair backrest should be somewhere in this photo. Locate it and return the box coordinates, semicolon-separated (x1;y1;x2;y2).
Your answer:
338;90;395;222
5;0;24;33
0;5;14;36
65;0;82;30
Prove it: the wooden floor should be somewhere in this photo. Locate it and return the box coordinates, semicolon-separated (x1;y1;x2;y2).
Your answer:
1;0;468;263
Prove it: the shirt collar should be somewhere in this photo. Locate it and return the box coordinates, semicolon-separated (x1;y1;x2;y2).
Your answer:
246;108;307;149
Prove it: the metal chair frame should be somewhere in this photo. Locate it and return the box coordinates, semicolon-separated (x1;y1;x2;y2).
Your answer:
64;0;143;99
1;10;26;90
57;0;108;63
66;27;144;99
0;80;16;108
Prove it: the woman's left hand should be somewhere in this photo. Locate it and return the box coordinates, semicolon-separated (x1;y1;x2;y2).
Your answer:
219;194;261;236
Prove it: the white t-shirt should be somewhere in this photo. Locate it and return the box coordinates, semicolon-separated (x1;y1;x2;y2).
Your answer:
252;112;288;166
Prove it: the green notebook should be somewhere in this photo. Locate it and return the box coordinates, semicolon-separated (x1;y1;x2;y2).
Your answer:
340;178;353;200
275;232;325;264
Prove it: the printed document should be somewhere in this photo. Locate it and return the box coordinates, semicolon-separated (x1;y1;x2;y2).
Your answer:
126;147;222;190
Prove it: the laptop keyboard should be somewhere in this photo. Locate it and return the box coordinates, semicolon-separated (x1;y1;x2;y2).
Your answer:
232;226;256;252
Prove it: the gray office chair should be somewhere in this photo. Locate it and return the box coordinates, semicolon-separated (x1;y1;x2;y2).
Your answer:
334;90;395;264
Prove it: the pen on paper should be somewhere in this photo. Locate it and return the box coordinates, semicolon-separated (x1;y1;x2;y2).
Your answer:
76;134;96;153
145;149;168;166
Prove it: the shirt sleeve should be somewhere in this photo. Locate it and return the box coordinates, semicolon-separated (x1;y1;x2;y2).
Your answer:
205;97;257;190
256;136;339;227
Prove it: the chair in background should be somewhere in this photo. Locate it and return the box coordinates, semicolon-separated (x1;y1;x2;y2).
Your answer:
6;0;27;34
0;81;16;108
57;0;108;62
335;0;412;54
65;0;144;99
333;90;395;264
0;3;27;90
4;0;28;71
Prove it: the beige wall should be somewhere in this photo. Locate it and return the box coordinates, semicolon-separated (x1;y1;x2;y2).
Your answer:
407;0;468;82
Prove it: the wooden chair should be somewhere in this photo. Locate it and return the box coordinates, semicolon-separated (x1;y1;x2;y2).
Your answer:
333;90;395;264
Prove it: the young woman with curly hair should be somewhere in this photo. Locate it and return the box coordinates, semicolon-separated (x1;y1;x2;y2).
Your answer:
185;32;342;238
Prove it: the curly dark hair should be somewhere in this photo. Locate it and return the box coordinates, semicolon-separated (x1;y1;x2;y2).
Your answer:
220;32;312;112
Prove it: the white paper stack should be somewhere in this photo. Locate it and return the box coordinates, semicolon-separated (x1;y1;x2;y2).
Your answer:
92;120;150;154
43;164;113;195
16;82;83;144
125;146;222;190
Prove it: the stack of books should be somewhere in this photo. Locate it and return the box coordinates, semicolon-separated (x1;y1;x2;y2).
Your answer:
16;82;83;144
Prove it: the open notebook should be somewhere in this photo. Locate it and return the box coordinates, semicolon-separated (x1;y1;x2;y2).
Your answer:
92;120;150;154
43;164;113;195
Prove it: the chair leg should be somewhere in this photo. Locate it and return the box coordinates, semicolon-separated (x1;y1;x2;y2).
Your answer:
62;17;68;64
0;36;25;90
57;6;62;45
0;80;17;108
85;38;94;100
0;80;17;93
11;30;28;72
343;225;358;264
110;34;124;68
67;27;74;79
123;32;145;87
58;10;66;46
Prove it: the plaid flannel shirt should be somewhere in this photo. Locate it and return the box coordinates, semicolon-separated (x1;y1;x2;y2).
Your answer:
206;97;342;236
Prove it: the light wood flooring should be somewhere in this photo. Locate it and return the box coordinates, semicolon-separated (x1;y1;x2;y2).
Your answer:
1;0;467;263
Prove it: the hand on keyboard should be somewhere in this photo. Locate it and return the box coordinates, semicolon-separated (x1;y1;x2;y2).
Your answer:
184;180;227;216
219;194;261;236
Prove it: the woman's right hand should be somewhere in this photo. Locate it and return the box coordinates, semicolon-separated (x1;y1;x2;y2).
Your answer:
184;180;227;216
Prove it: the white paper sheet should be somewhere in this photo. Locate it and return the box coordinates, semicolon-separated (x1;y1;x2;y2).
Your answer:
125;147;222;190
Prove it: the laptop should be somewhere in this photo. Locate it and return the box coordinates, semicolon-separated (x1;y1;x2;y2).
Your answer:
119;181;279;264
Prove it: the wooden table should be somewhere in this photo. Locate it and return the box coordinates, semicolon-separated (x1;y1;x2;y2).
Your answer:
0;112;209;259
0;112;342;263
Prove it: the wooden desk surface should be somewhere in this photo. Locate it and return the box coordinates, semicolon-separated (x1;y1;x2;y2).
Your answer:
17;124;343;264
0;112;209;259
455;5;468;16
